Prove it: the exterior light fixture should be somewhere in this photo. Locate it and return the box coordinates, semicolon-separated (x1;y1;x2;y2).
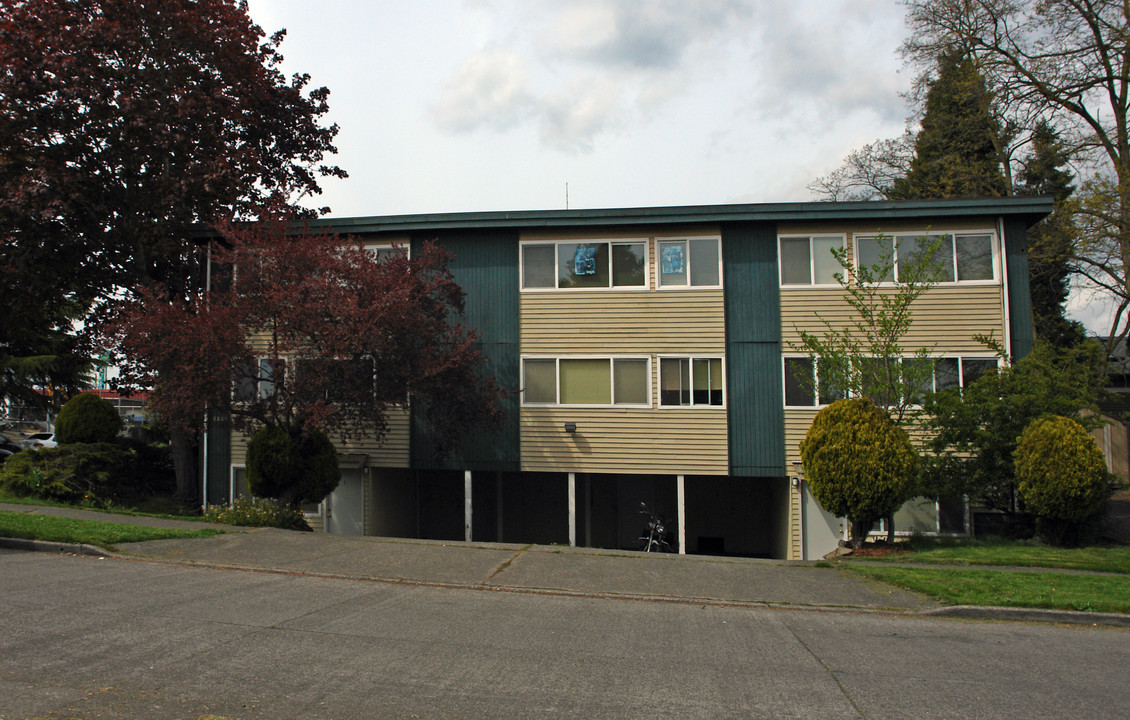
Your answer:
564;422;577;434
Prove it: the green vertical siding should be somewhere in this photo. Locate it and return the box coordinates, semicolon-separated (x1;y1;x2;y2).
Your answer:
410;230;521;471
722;221;786;476
1002;217;1035;360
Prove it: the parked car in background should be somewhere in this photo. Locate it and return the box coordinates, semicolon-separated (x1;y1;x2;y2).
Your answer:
20;432;56;449
0;447;13;463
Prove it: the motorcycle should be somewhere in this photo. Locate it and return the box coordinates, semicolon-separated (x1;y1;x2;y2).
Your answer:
637;502;673;552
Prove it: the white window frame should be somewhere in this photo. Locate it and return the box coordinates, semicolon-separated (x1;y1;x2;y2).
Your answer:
852;229;1000;286
656;236;723;290
519;239;650;292
657;355;726;408
781;355;845;408
233;356;282;402
520;356;653;407
777;234;846;287
781;353;1001;409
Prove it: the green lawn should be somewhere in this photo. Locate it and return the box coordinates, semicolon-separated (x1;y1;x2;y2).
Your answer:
848;565;1130;614
846;539;1130;574
0;510;224;551
0;488;202;522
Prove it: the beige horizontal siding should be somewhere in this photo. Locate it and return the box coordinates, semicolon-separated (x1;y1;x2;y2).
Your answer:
229;408;410;468
521;407;728;474
784;409;819;473
781;285;1006;354
522;290;725;354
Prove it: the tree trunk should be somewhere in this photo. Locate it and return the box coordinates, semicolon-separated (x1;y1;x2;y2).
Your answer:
885;512;895;544
170;427;199;509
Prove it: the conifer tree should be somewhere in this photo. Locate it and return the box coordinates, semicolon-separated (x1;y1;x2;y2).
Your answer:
1018;121;1086;347
889;50;1010;200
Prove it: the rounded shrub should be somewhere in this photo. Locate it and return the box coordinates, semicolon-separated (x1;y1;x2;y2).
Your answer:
1015;415;1108;544
55;393;123;444
246;425;339;506
799;398;919;546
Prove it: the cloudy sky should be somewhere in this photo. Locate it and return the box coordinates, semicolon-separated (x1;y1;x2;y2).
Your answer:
244;0;1110;333
245;0;911;217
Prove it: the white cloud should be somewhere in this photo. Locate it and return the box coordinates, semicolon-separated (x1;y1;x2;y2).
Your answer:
432;47;535;132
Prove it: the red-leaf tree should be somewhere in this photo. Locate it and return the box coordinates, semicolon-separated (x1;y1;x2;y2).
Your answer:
0;0;345;500
97;216;506;506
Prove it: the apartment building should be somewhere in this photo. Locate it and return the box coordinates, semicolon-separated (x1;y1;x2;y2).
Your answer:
203;197;1052;559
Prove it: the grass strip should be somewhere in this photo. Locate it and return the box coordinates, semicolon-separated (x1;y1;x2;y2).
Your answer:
848;565;1130;614
0;510;224;551
848;542;1130;574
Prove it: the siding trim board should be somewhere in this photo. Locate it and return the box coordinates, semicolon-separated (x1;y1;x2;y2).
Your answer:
722;221;786;476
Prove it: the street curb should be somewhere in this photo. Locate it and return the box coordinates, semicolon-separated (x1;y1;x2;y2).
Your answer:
0;537;110;556
921;604;1130;627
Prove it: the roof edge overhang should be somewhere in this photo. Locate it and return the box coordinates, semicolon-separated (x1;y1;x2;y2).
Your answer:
310;197;1055;235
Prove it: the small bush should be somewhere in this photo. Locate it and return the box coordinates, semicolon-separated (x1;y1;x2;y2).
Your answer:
0;442;172;507
55;393;123;444
246;425;339;506
203;497;312;531
1014;415;1109;545
800;398;919;546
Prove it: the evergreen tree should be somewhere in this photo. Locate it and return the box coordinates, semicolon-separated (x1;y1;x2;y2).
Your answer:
1018;121;1086;347
890;50;1010;200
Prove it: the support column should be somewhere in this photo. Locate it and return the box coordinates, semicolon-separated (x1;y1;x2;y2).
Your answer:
676;474;686;555
568;472;576;547
464;470;472;543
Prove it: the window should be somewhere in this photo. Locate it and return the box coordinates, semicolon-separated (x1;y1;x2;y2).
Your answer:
783;356;846;407
521;357;651;406
521;240;648;290
783;355;998;407
233;358;282;402
659;357;723;406
855;232;997;283
295;358;384;404
779;235;844;285
364;243;408;262
657;237;721;288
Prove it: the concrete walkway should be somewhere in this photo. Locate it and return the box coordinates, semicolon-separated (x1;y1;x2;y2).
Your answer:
4;501;1128;626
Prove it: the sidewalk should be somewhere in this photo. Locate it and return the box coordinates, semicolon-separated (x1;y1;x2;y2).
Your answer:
4;501;1129;626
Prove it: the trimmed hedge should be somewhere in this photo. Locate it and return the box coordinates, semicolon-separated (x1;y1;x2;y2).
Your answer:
0;441;174;507
799;398;919;545
55;393;123;444
246;425;339;506
1015;415;1109;545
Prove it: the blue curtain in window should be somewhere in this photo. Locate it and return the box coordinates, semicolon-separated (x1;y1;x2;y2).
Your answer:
574;245;597;275
662;244;685;275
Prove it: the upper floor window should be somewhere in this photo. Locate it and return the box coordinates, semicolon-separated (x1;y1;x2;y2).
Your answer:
521;356;651;406
659;356;724;407
657;237;721;288
854;232;997;284
364;243;408;262
233;358;282;402
779;235;845;286
521;240;647;290
783;356;846;407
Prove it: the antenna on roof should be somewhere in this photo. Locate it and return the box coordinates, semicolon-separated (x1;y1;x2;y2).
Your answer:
566;182;569;210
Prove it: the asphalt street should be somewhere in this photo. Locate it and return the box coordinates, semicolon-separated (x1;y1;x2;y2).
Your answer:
2;545;1128;720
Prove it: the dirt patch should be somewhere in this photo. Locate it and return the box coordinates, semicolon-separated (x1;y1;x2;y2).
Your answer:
847;543;912;558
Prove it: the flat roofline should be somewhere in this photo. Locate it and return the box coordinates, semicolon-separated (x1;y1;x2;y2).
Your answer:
311;197;1055;234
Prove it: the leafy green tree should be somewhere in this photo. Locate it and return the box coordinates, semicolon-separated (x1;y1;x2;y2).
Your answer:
921;340;1109;512
792;236;945;426
1018;121;1086;348
889;49;1010;200
800;399;920;547
1014;415;1110;545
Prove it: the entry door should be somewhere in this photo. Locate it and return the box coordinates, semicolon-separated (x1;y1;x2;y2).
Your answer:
326;470;364;535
